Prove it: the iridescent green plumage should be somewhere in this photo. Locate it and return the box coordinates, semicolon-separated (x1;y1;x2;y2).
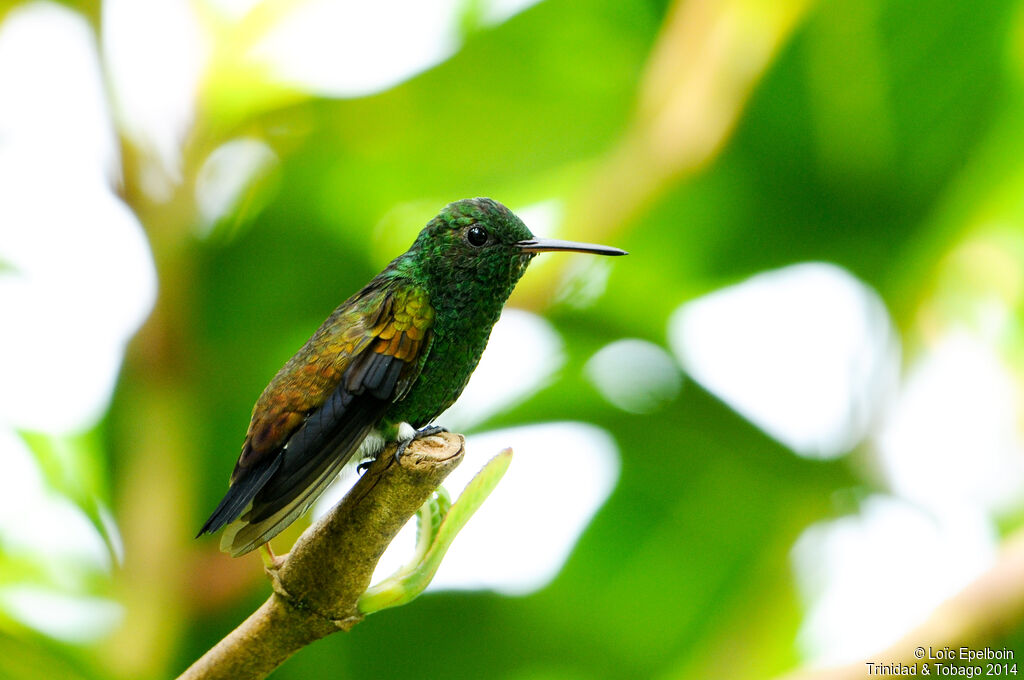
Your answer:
198;198;626;556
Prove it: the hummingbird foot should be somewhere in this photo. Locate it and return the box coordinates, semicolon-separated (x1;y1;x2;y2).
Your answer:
259;542;286;572
393;424;449;462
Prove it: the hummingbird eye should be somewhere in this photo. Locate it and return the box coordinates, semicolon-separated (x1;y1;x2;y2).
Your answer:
466;225;488;247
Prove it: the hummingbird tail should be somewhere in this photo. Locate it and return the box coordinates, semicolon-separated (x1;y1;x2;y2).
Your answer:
196;454;282;538
212;384;390;556
217;456;349;557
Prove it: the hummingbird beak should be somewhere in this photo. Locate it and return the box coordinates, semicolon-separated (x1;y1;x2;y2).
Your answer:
514;238;628;256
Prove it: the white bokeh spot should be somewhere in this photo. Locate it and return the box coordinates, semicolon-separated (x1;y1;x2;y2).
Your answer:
0;431;112;574
195;137;279;231
103;0;208;197
669;262;900;458
251;0;545;98
792;495;996;665
0;586;122;644
369;423;620;595
877;330;1024;516
0;2;119;180
0;160;156;431
585;338;682;413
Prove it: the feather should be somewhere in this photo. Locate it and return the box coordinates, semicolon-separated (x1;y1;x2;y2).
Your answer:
196;452;282;537
197;279;435;555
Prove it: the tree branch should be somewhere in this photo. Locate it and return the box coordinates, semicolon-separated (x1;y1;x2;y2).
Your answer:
177;432;465;680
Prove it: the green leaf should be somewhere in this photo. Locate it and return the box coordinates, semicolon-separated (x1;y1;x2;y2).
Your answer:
359;449;513;614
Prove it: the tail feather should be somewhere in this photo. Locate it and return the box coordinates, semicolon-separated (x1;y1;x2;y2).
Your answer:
246;389;385;525
219;455;353;556
196;453;282;537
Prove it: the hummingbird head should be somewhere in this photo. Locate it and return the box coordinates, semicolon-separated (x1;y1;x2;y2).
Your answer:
411;197;626;300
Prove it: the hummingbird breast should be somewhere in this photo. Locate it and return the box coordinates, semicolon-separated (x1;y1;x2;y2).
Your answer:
385;257;527;428
384;293;501;428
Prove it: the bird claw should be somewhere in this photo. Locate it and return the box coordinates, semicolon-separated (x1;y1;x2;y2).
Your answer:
393;425;448;463
416;424;449;439
259;543;286;572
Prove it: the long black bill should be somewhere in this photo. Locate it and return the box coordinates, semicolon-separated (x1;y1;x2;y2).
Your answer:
515;238;628;256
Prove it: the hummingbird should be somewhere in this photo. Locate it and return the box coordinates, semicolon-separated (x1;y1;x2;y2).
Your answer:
198;197;627;556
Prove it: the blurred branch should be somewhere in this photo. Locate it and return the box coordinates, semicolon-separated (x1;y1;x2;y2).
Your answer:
777;528;1024;680
514;0;816;307
176;432;465;680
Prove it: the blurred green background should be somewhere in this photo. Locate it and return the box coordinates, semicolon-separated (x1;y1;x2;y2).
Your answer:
3;0;1024;678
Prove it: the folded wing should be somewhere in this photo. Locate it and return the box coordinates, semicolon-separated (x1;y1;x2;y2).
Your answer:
197;279;433;556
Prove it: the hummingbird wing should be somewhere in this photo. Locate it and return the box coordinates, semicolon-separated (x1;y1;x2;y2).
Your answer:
197;277;434;556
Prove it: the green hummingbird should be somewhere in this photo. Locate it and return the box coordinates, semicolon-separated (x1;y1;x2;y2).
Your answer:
198;198;626;556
